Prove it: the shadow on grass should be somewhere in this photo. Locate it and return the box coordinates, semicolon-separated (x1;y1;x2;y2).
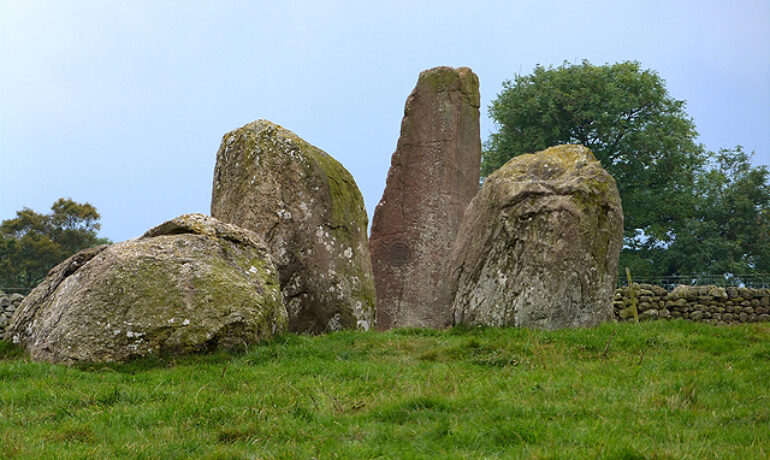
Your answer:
71;350;235;374
69;333;314;373
0;340;25;360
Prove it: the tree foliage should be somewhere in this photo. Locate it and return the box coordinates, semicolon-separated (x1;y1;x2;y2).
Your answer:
661;147;770;280
0;198;110;291
484;60;705;246
484;60;769;281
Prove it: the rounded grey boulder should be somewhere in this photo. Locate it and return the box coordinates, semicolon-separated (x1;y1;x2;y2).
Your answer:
4;213;287;364
448;145;623;330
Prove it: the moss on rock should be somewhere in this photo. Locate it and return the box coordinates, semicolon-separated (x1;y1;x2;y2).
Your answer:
211;120;375;333
449;145;623;330
4;214;287;364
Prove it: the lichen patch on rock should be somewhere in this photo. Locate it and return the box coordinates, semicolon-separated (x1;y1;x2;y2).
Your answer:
4;213;287;364
448;145;623;330
211;120;375;334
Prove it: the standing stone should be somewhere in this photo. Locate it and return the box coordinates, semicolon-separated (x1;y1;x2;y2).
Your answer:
211;120;375;334
4;214;287;364
449;145;623;330
369;66;481;329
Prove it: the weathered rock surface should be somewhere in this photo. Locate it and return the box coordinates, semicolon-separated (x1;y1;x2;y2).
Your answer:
369;66;481;329
4;213;287;364
449;144;623;330
0;291;24;336
211;120;375;333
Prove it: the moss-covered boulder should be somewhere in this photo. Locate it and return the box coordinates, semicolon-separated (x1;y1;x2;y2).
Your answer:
4;214;287;364
448;145;623;330
211;120;375;333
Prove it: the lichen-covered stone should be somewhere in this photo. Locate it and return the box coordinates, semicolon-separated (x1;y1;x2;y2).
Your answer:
211;120;375;333
369;66;481;329
4;214;287;364
0;291;24;336
449;145;623;330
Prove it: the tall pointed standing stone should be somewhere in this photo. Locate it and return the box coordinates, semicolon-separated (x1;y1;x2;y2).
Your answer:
369;66;481;329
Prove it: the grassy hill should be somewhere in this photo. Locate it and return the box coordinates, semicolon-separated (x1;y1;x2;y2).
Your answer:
1;320;768;459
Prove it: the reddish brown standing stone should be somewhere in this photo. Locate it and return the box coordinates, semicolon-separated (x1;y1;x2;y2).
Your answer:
369;66;481;329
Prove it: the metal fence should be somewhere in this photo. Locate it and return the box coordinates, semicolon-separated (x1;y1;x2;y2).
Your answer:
617;274;770;290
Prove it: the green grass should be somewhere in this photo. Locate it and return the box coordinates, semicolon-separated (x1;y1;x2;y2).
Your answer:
1;320;768;459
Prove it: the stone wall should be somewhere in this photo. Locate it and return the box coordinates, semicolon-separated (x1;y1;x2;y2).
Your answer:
0;290;24;336
4;284;769;337
614;284;770;324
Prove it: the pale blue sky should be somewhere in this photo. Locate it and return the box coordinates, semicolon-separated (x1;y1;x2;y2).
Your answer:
1;0;768;242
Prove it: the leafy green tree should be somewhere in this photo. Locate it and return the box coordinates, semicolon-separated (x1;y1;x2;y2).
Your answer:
0;198;111;291
661;147;770;281
484;60;706;277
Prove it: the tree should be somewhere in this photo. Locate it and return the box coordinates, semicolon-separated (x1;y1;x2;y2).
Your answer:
662;147;770;281
0;198;111;291
484;60;706;277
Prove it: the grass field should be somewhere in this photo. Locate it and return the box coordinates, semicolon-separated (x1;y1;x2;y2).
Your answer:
0;320;768;459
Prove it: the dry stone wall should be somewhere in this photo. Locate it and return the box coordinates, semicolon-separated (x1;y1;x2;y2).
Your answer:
0;291;24;336
615;284;770;324
5;284;769;339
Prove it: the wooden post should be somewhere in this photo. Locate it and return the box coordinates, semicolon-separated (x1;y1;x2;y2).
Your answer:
625;267;639;324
